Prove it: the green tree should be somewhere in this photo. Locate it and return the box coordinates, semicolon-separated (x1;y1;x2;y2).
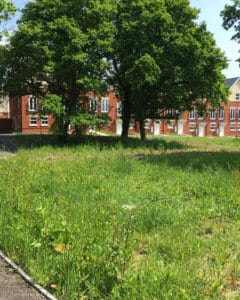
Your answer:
2;0;115;137
0;0;15;37
112;0;229;141
221;1;240;44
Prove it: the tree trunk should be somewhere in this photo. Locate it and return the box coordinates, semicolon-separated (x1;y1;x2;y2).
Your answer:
58;118;69;143
121;116;130;138
121;97;131;139
139;119;146;142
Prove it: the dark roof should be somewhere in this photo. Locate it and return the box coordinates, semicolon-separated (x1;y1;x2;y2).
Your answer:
226;77;240;87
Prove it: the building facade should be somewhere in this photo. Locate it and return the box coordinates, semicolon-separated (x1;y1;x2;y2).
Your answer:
10;95;54;133
6;77;240;137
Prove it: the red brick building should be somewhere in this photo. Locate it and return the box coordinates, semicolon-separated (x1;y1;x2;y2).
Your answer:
6;77;240;137
113;77;240;137
10;95;54;133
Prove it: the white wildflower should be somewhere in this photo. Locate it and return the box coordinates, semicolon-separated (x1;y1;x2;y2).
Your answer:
121;204;137;211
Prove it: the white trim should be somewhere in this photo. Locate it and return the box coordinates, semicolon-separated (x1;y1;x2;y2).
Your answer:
210;122;217;131
29;115;38;126
90;98;98;112
41;115;49;126
189;122;195;131
230;107;236;120
28;95;38;112
144;119;150;129
101;97;109;113
210;110;216;120
189;109;195;120
230;122;236;131
218;108;224;120
167;120;174;129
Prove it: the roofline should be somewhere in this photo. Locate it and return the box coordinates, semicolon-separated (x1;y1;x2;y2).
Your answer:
226;77;240;88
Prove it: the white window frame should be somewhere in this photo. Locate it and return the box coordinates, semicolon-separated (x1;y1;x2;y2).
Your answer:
189;123;195;132
230;123;236;131
210;122;216;131
41;116;49;126
30;115;37;126
167;120;174;129
189;109;195;120
237;123;240;131
129;119;135;130
219;109;224;120
90;98;98;112
230;107;236;120
238;108;240;120
28;95;38;112
236;93;240;101
101;98;109;113
210;110;216;120
167;108;174;116
144;119;150;129
117;102;122;116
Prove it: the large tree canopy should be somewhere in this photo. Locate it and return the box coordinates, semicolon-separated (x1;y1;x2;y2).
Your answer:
2;0;115;135
112;0;229;140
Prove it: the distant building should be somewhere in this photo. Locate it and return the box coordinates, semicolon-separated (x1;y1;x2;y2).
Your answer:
4;77;240;137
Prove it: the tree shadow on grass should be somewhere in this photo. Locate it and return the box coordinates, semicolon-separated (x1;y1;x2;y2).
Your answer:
135;150;240;172
4;134;188;152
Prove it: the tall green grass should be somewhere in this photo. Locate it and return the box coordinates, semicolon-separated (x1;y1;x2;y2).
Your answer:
0;136;240;299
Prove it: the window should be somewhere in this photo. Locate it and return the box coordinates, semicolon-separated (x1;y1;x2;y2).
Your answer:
90;98;98;112
230;123;236;131
238;123;240;131
30;116;37;126
28;95;38;112
168;120;174;129
101;98;109;113
210;123;216;131
129;119;135;129
117;102;122;116
236;93;240;101
41;116;48;126
189;123;195;131
238;108;240;120
189;109;195;120
167;108;173;116
210;110;216;120
230;108;236;120
144;119;150;129
219;109;224;120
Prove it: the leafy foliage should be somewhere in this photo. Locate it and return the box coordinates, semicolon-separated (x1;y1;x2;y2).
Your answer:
2;0;116;135
221;0;240;42
112;0;229;140
0;0;15;32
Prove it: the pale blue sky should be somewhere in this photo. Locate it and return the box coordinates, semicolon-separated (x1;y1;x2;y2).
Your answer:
9;0;240;78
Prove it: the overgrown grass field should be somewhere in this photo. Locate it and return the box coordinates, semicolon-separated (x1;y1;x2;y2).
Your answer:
1;135;240;299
